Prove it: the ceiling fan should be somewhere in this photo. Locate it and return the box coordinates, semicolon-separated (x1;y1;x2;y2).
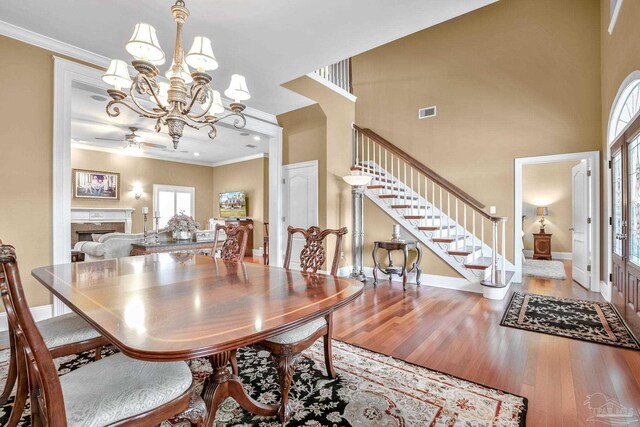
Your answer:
95;127;169;151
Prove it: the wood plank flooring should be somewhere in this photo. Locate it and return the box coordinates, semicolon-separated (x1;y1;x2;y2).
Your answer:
332;260;640;426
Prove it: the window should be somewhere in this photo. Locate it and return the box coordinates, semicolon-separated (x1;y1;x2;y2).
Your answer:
153;184;195;229
609;78;640;144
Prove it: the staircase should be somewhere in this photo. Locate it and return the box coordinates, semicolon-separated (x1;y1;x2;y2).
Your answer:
352;125;515;299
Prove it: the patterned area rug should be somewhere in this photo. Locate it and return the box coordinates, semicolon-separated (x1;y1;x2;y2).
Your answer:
501;292;640;350
0;340;527;426
522;259;567;280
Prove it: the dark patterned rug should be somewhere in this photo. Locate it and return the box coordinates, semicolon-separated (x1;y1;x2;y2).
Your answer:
501;292;640;350
0;340;527;426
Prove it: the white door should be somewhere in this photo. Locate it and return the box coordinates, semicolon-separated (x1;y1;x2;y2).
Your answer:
282;161;318;269
571;161;590;288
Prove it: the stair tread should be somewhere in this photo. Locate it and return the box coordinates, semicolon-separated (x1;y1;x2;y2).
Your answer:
448;246;482;256
379;194;419;199
417;225;456;231
404;215;425;219
481;270;515;288
390;204;425;209
465;256;493;269
432;236;467;243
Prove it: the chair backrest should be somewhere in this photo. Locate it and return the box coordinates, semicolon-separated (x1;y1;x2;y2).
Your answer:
212;222;253;261
283;226;348;275
0;244;67;425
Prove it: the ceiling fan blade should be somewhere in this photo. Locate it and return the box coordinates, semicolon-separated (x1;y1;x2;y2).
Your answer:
95;137;124;142
141;142;167;149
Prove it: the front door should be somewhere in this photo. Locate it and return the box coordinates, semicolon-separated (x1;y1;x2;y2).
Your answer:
611;141;626;318
571;161;589;288
282;161;318;269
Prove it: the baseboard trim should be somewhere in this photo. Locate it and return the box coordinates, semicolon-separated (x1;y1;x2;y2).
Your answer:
523;250;572;260
600;280;612;302
361;267;481;294
252;247;264;257
0;304;53;332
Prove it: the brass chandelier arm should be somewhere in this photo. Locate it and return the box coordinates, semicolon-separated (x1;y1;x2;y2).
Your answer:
129;74;169;118
183;84;213;119
106;99;162;119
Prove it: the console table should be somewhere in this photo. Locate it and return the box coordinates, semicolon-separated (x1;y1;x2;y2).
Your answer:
372;240;422;290
130;240;214;256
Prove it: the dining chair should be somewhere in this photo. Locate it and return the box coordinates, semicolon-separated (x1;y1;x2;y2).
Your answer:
212;222;253;261
0;245;110;427
233;225;348;422
0;244;206;427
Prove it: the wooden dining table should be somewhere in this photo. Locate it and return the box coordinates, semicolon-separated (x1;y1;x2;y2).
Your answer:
32;253;364;425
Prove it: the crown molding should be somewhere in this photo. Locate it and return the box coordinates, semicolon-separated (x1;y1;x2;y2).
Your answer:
0;19;110;68
211;152;268;167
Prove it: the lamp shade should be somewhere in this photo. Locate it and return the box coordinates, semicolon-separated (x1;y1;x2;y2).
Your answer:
207;90;225;115
165;57;193;84
343;171;372;187
186;36;219;71
102;59;132;90
126;23;165;64
536;206;549;216
224;74;251;102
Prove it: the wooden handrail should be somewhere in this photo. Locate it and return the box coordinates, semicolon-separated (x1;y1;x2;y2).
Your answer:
353;124;504;222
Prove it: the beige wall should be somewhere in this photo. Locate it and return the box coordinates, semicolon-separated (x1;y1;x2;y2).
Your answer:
71;148;214;233
212;157;269;249
0;36;95;308
353;0;602;276
281;76;355;269
522;160;580;253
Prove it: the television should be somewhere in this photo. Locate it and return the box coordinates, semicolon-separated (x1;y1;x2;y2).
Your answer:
219;191;247;218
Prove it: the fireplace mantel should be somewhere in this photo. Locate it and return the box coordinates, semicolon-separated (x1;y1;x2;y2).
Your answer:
70;207;135;234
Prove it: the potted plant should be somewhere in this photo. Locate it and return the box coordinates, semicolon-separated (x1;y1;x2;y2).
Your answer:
166;211;199;241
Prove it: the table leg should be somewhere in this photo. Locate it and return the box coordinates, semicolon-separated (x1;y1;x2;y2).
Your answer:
202;351;278;426
415;244;422;286
372;244;379;286
402;247;408;291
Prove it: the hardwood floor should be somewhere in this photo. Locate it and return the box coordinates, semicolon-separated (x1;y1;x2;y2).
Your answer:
333;260;640;426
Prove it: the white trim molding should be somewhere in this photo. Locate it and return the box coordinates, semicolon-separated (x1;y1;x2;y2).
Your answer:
0;20;110;68
608;0;623;34
0;305;53;332
211;153;269;167
306;72;357;103
514;151;600;293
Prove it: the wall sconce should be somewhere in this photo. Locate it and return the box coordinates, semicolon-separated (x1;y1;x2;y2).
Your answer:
133;185;143;200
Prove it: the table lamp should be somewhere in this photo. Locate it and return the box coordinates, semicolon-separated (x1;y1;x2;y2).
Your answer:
536;206;549;233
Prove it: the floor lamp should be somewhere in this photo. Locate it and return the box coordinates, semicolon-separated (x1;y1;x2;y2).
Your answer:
343;171;372;281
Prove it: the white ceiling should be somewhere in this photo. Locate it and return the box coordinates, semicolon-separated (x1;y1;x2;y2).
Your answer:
70;82;269;165
1;0;496;115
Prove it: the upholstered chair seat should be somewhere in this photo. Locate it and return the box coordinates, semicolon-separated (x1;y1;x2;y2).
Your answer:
265;317;327;345
36;313;102;349
60;353;193;427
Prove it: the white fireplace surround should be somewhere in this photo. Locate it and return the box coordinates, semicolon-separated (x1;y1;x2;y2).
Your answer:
70;207;134;233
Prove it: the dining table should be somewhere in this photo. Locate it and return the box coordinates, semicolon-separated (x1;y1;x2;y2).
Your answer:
32;253;364;425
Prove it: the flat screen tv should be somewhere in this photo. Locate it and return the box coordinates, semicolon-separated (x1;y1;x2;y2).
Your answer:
219;191;247;218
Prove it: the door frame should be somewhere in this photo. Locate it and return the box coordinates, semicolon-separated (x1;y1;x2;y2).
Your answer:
52;57;284;315
281;160;319;261
514;151;600;291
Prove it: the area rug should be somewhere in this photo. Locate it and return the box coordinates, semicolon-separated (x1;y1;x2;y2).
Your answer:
0;340;527;426
522;259;567;280
501;292;640;350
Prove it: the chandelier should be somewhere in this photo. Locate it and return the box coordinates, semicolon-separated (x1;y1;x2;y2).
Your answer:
102;0;250;149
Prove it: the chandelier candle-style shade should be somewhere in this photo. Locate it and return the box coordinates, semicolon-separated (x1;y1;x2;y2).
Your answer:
102;0;250;149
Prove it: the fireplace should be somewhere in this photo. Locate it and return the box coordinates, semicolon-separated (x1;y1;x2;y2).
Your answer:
70;207;135;247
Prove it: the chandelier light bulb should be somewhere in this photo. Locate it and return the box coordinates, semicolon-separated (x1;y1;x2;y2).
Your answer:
225;74;251;102
186;36;219;72
102;59;132;90
126;23;165;64
165;57;193;84
152;80;171;106
207;90;225;115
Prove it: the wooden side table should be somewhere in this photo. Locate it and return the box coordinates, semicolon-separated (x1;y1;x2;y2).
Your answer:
372;240;422;290
533;233;552;260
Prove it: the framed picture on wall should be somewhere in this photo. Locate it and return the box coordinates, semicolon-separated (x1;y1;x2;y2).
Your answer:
73;169;120;200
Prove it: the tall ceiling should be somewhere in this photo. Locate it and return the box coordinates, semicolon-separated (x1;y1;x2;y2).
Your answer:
1;0;496;115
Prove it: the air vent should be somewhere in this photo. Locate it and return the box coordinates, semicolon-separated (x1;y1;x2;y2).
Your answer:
418;106;437;119
240;132;250;136
90;95;108;102
245;144;257;148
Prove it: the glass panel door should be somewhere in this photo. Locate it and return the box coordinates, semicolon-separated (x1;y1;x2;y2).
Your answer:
613;150;624;257
629;136;640;266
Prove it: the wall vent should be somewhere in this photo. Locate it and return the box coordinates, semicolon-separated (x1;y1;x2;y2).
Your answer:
418;106;437;119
